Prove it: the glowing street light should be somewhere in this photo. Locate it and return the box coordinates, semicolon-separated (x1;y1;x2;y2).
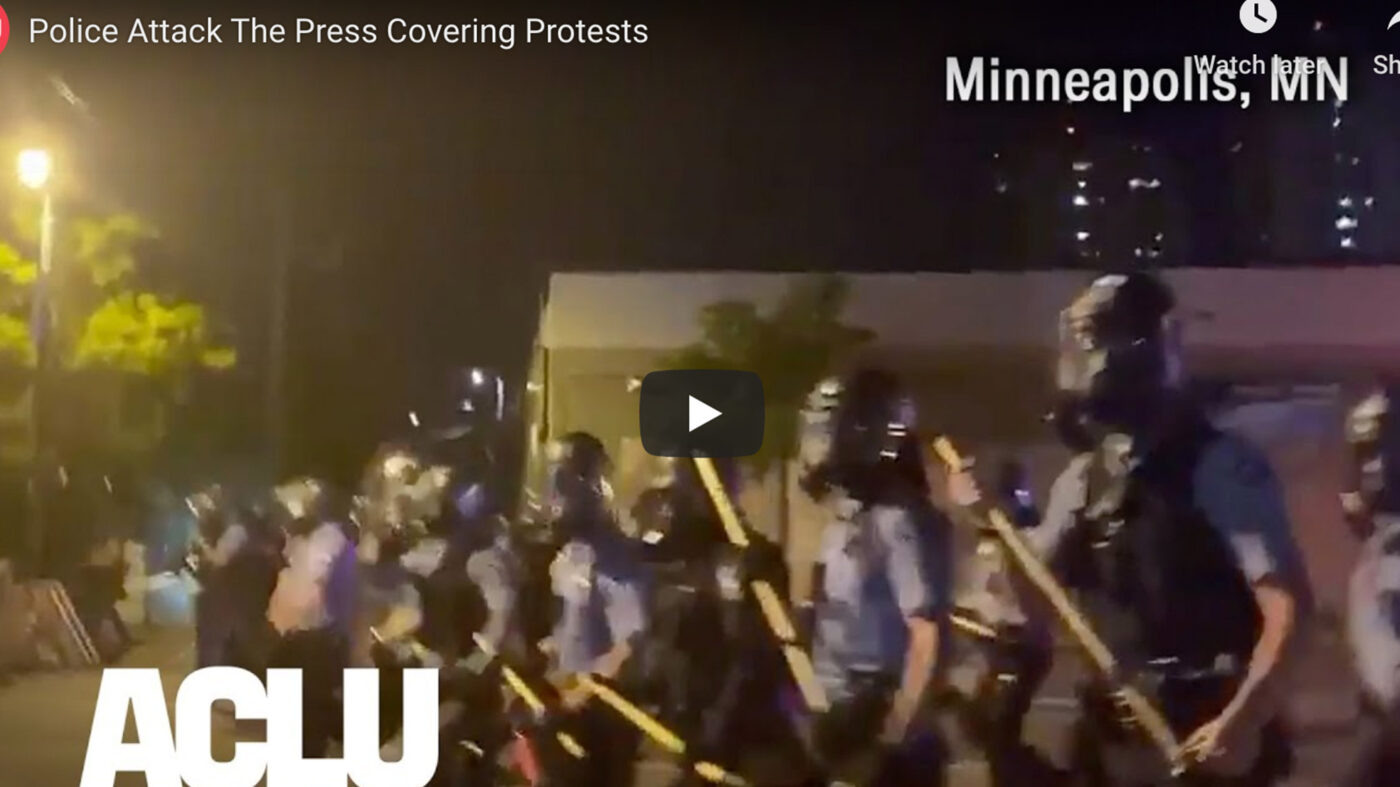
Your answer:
17;148;53;190
16;147;57;570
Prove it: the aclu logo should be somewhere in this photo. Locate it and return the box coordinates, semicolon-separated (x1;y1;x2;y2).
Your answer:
80;667;440;787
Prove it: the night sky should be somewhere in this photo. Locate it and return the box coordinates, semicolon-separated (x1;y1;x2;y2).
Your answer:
1;0;1395;478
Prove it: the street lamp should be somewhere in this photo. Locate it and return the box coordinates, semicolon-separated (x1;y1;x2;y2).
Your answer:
18;148;55;572
17;149;52;190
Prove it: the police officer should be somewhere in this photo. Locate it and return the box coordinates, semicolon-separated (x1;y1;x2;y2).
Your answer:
354;453;431;747
639;456;807;786
802;369;950;787
955;458;1058;785
541;431;648;787
222;502;286;673
187;485;247;669
430;438;525;787
359;437;520;786
951;272;1309;786
265;477;359;758
1337;388;1400;787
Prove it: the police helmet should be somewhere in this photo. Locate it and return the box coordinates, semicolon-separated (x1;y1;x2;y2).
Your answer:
186;483;232;539
1057;272;1183;429
545;431;613;523
657;456;740;527
800;368;923;502
358;443;454;546
1343;386;1400;532
186;483;227;520
271;476;344;535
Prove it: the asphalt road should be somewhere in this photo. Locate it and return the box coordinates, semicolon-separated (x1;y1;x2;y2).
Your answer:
0;626;1363;787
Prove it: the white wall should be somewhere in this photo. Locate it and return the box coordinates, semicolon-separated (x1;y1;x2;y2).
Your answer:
544;268;1400;354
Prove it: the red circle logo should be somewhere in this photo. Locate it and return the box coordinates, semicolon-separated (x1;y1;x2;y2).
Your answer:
0;6;10;54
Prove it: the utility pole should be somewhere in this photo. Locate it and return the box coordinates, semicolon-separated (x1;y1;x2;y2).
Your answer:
267;188;291;479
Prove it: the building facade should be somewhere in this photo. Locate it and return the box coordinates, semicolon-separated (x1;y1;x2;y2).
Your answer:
535;268;1400;608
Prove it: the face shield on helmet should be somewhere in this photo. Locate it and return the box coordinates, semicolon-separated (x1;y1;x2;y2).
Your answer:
271;477;342;537
358;444;453;547
800;370;922;501
1342;389;1394;534
1056;273;1183;428
186;485;224;518
186;484;230;540
543;432;612;526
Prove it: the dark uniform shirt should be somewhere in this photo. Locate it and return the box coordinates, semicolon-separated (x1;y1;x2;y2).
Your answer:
1033;435;1310;610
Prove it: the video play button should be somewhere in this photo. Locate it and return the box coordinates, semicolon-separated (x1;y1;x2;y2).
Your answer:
688;396;721;431
639;369;764;457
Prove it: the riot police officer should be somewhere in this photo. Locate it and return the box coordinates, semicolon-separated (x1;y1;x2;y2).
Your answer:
541;431;648;787
265;477;359;758
951;272;1309;786
802;369;950;787
359;436;521;786
1337;387;1400;787
187;485;247;669
638;455;807;786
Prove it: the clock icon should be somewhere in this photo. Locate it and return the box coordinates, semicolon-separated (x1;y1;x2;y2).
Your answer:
1240;0;1277;34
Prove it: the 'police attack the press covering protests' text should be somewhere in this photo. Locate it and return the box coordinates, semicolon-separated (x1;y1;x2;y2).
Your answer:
27;17;649;48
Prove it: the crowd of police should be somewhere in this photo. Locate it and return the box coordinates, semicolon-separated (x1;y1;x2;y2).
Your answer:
185;272;1400;787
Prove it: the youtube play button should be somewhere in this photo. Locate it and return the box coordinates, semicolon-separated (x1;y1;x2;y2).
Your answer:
639;369;764;458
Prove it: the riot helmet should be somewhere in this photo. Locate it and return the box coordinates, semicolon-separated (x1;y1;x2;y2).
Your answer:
1342;386;1400;536
271;476;344;537
638;455;741;553
1057;272;1183;432
799;368;925;504
544;431;614;535
357;443;453;553
186;483;231;542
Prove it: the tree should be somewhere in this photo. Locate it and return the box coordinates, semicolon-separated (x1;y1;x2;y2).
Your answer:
0;194;236;473
665;274;873;545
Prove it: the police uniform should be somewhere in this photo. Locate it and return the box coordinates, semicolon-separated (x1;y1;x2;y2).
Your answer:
265;478;358;758
361;544;425;746
190;488;248;670
639;458;809;786
1338;389;1400;787
803;370;950;787
543;432;648;787
359;437;520;787
1037;273;1308;787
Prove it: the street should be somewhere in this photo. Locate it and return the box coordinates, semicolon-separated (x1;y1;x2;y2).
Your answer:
0;626;1362;786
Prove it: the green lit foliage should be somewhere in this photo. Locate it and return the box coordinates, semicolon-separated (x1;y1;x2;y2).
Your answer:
0;192;237;466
